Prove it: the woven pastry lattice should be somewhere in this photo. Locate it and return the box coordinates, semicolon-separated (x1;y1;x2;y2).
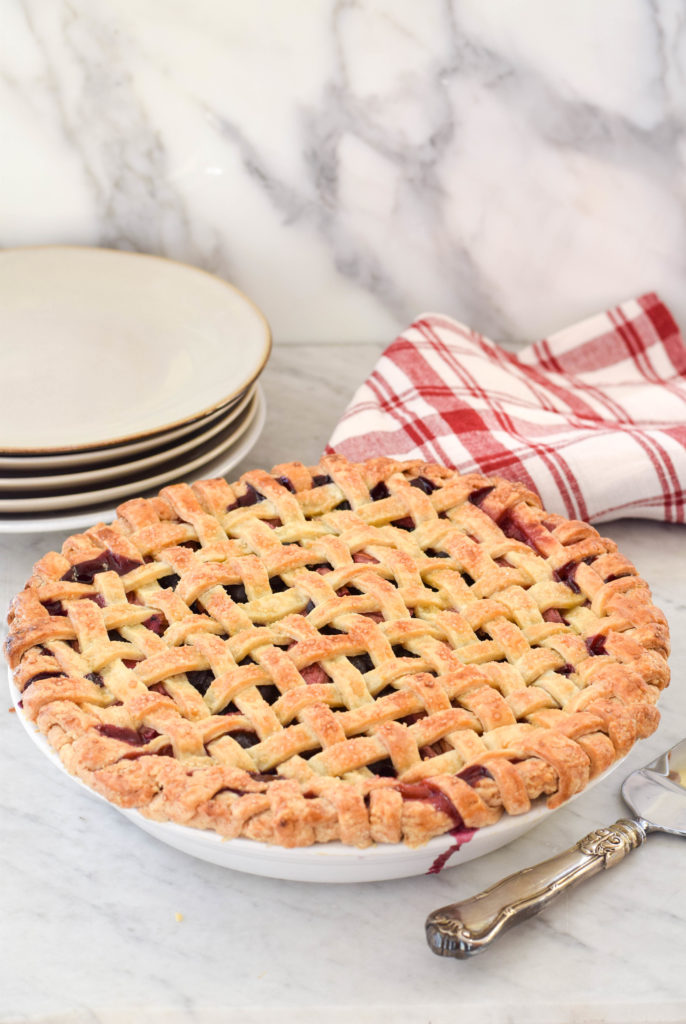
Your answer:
6;456;670;847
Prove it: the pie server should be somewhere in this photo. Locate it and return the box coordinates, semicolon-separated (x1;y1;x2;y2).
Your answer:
425;738;686;958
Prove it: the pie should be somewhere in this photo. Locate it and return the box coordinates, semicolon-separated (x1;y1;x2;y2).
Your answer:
5;455;670;848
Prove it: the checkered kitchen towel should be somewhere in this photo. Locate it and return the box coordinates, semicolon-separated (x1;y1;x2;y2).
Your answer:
327;294;686;523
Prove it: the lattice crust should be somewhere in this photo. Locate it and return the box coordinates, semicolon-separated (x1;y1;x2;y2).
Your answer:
5;456;670;848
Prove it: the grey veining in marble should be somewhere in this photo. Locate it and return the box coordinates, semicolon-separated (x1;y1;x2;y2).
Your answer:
2;0;686;346
1;345;686;1024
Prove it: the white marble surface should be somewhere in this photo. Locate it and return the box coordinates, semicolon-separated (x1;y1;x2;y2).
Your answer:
3;0;686;346
2;345;686;1024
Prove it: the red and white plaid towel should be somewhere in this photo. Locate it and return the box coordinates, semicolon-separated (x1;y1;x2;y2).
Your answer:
327;293;686;524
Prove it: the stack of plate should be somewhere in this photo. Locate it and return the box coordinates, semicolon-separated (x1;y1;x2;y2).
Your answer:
0;247;271;533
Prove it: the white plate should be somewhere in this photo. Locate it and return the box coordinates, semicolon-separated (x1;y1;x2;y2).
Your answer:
8;669;625;883
0;392;248;471
0;387;262;513
0;386;266;533
0;386;256;492
0;247;271;453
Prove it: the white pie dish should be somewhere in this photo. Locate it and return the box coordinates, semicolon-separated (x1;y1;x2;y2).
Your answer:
8;668;625;883
0;246;271;453
0;385;266;533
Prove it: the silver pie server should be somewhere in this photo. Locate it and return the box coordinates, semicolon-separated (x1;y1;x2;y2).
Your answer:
425;738;686;959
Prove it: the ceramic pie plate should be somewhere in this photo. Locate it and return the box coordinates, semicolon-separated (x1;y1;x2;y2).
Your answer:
0;246;271;453
8;668;625;883
0;386;266;534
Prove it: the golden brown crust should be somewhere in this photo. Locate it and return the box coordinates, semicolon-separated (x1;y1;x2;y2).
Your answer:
5;454;670;848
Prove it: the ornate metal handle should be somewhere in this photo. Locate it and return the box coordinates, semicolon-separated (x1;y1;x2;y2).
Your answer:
425;818;648;958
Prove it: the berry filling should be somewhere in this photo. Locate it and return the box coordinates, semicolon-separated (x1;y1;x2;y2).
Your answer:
60;550;142;584
391;516;414;530
349;653;374;674
276;476;296;493
231;730;259;749
396;781;464;828
457;764;493;786
410;476;437;495
311;474;332;487
370;481;390;501
367;757;396;777
468;485;495;507
269;576;289;593
543;608;565;623
352;551;379;564
96;724;159;746
258;684;280;703
85;672;105;687
42;600;66;617
25;671;66;687
157;573;181;590
427;827;477;874
300;663;330;685
391;645;419;658
186;670;214;696
142;614;166;635
226;484;264;511
553;560;582;593
585;634;608;656
224;583;247;603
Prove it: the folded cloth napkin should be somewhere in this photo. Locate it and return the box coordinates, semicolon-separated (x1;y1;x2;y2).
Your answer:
327;293;686;524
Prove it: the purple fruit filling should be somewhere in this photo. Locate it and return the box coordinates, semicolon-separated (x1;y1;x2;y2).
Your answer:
585;634;608;656
224;583;247;603
60;550;142;584
457;764;492;786
226;484;265;511
468;485;495;507
42;600;66;617
349;653;374;674
142;614;166;635
96;724;159;746
231;730;259;749
396;781;464;828
186;670;214;696
370;481;390;501
410;476;437;495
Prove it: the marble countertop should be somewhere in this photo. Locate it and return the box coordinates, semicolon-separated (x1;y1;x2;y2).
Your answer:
4;0;686;348
2;343;685;1024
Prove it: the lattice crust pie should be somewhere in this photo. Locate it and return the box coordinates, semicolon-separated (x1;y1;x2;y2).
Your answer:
5;456;670;848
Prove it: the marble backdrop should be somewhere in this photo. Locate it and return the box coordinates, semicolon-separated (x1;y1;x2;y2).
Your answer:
2;0;685;345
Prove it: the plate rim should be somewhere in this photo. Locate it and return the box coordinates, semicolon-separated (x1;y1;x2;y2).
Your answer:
0;388;261;513
0;245;272;454
0;385;256;491
0;385;266;533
